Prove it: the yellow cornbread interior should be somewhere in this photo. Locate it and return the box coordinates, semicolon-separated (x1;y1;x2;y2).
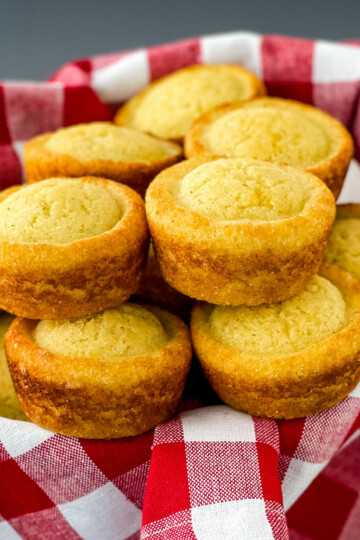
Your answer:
127;67;255;139
201;105;332;167
176;158;312;222
325;218;360;280
33;304;168;361
0;314;28;420
209;276;347;356
0;178;122;244
45;122;177;162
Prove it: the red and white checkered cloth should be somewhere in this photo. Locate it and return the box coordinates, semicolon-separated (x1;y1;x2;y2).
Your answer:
1;32;360;539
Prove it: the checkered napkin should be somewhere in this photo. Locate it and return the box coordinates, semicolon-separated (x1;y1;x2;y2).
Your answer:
1;32;360;539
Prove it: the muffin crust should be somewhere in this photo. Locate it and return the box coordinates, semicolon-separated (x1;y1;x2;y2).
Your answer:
0;313;28;421
325;204;360;281
146;157;335;306
191;265;360;419
0;177;149;319
6;304;192;438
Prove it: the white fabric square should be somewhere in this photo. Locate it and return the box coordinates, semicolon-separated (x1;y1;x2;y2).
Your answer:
201;32;263;77
13;141;25;182
0;521;22;539
17;436;108;505
337;160;360;204
191;499;274;540
296;398;360;463
0;418;53;458
58;481;141;540
181;405;256;442
314;41;360;83
281;458;325;511
92;49;150;103
349;381;360;398
185;440;262;507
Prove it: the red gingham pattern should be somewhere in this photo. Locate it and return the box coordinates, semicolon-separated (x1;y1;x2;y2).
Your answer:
1;32;360;539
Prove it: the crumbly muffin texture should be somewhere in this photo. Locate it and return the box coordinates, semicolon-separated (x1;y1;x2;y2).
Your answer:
45;122;178;162
0;178;122;244
0;314;27;420
175;158;313;222
209;276;347;356
121;66;263;139
325;218;360;281
33;304;168;361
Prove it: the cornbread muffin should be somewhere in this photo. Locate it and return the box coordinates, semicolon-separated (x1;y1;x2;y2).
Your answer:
0;313;28;421
191;265;360;419
185;97;354;198
114;65;266;141
25;122;182;197
325;204;360;280
6;303;192;438
146;157;335;306
0;177;148;319
132;244;194;320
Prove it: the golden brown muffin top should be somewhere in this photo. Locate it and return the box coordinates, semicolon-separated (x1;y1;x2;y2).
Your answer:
45;122;180;162
115;65;265;139
146;157;335;254
175;158;315;222
185;97;352;169
33;303;168;361
0;178;123;244
208;275;347;356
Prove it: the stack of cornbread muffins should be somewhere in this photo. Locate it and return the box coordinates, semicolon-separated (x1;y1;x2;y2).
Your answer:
1;63;360;438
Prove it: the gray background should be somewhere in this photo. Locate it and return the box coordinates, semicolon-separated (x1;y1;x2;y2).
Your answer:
1;0;359;81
